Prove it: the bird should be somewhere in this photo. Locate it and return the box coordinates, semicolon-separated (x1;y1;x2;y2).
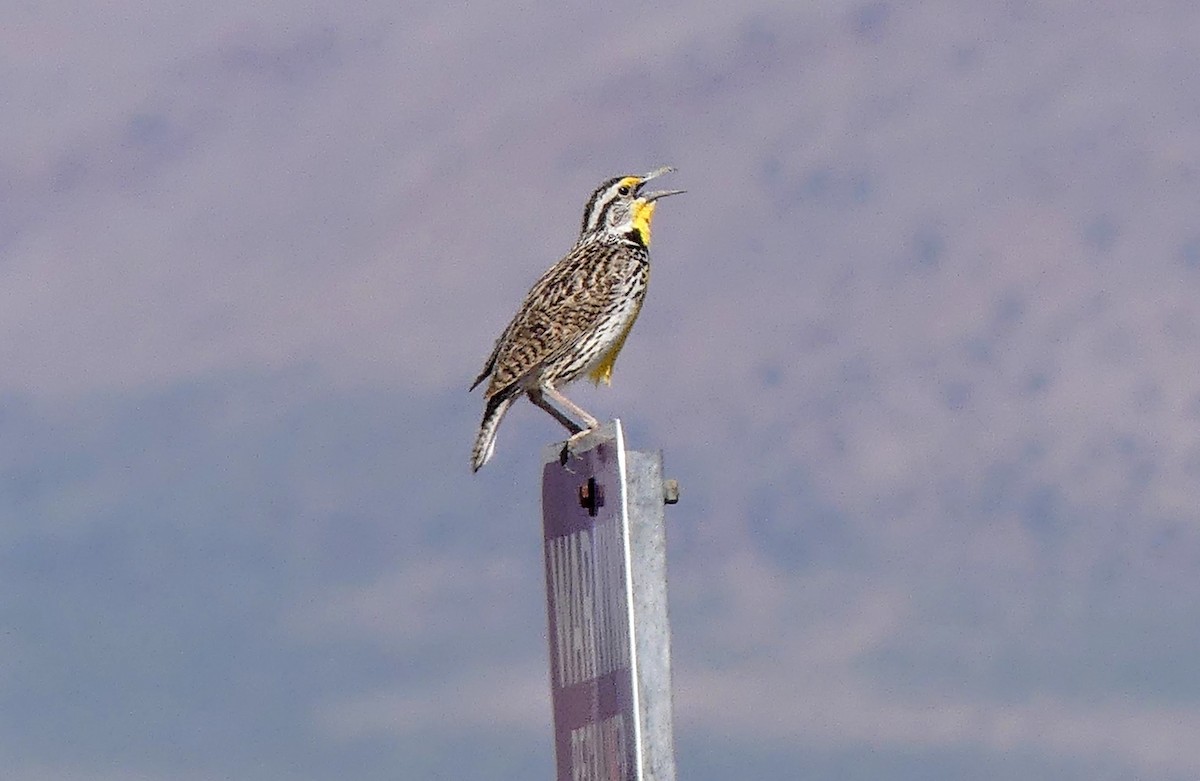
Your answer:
470;166;684;471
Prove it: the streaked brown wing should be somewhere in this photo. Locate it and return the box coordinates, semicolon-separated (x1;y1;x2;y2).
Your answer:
484;241;618;398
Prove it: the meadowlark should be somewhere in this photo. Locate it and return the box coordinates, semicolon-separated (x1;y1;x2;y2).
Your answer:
470;166;684;471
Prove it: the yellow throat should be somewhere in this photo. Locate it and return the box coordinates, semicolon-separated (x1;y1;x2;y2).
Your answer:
630;198;657;247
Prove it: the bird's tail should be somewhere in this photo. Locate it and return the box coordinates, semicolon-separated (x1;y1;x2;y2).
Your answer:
472;393;515;472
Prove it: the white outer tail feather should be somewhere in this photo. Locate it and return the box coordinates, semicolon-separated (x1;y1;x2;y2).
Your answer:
471;395;515;471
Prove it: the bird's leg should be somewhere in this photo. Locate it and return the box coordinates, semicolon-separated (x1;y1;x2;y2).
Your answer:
540;383;600;432
530;384;606;468
528;388;586;434
529;383;603;460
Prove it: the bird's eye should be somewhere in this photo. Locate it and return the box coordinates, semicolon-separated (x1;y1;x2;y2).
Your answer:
618;184;631;196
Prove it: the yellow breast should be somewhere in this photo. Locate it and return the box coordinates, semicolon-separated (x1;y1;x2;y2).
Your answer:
586;196;656;385
587;297;645;385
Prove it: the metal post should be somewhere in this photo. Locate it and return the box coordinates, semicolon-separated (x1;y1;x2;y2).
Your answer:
541;419;677;781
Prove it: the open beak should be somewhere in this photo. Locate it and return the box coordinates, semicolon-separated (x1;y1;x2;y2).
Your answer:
635;166;685;202
641;188;686;202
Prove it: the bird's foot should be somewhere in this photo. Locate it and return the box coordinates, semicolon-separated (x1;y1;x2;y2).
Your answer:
558;425;599;468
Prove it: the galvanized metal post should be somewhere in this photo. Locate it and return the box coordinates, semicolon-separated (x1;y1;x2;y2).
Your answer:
541;419;677;781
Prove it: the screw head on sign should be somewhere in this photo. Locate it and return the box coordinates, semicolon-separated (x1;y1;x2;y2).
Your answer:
579;477;605;516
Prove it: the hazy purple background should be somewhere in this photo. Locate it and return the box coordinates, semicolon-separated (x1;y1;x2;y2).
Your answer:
5;1;1200;779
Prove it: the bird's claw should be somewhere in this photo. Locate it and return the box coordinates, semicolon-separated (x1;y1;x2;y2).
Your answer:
558;426;599;470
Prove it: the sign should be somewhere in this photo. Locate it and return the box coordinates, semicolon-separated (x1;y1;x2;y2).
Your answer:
542;424;639;781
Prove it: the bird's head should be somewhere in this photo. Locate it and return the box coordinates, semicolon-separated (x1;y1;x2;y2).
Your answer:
579;166;685;246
